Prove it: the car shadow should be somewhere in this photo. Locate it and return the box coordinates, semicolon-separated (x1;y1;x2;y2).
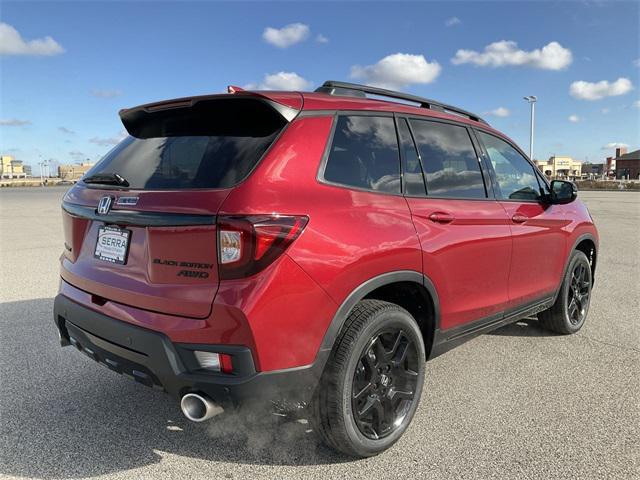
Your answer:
488;317;556;337
0;298;352;480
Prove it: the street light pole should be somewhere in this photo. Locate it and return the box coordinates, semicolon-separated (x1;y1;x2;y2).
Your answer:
523;96;537;160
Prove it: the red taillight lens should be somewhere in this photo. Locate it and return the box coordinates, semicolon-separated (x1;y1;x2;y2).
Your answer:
193;351;234;374
220;353;233;374
217;215;308;280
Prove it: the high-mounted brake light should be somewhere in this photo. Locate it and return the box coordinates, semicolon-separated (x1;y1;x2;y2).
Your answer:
217;215;308;280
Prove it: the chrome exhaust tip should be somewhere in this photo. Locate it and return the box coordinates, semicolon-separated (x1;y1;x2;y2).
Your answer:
180;393;223;422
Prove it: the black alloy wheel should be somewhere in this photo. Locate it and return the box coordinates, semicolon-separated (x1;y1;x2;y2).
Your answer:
351;329;419;440
312;300;426;457
567;262;591;325
538;250;593;334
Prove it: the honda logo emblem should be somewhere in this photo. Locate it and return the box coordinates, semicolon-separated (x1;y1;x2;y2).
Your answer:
97;196;113;215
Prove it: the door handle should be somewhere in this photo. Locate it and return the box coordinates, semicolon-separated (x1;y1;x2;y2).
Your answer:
429;212;455;224
512;214;529;224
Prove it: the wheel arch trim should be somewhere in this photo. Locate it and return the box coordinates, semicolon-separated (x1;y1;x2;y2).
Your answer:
555;232;598;301
314;270;440;372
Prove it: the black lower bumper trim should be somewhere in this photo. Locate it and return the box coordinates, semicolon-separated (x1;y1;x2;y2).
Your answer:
54;294;321;405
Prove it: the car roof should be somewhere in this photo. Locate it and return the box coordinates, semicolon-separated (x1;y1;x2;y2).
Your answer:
120;88;508;142
250;90;504;135
300;92;492;127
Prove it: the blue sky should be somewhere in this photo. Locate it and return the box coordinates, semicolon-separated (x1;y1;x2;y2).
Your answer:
1;0;639;173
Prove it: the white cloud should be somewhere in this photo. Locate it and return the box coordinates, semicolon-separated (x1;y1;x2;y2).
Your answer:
601;142;629;150
89;137;121;147
350;53;441;89
633;100;640;108
485;107;510;117
262;23;310;48
451;40;572;70
601;108;610;114
0;118;31;126
445;17;461;27
316;33;329;44
89;130;127;147
569;77;633;100
0;22;64;56
90;89;123;98
245;72;312;91
568;114;581;123
633;58;640;67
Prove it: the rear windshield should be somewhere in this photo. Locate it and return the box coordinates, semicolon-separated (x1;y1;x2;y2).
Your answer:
85;131;280;190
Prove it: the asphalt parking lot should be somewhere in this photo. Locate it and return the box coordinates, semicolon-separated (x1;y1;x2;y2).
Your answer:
0;187;638;479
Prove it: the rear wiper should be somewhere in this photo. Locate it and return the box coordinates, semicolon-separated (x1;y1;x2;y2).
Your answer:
83;172;130;187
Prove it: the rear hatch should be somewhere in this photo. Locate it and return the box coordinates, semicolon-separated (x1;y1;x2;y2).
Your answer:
60;93;300;318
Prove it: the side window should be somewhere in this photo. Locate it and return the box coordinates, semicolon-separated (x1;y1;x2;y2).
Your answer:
397;118;426;196
535;170;551;196
477;131;543;201
410;120;486;199
323;115;400;194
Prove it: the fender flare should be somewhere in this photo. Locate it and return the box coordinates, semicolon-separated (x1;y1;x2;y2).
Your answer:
311;270;440;375
554;232;598;301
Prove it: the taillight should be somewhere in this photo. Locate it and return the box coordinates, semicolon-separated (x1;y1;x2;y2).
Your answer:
217;215;308;280
193;351;234;374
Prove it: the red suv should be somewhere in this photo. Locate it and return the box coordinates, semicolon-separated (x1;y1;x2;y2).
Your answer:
54;81;598;457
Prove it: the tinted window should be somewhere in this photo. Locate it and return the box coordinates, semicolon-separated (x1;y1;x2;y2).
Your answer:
535;171;551;196
324;116;401;194
410;120;486;199
85;131;280;190
478;132;542;201
398;118;426;196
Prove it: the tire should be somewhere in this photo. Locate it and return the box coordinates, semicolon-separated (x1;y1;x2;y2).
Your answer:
312;299;426;457
538;250;593;334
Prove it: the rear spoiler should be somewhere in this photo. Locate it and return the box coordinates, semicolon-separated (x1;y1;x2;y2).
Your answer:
119;92;301;138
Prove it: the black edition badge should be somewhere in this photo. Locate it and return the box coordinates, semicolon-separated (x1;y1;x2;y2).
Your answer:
153;258;214;279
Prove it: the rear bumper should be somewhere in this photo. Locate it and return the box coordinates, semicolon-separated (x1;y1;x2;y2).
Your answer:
53;294;321;405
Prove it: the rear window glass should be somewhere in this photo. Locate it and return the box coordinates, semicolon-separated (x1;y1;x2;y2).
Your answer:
323;115;400;194
86;133;279;190
85;98;287;190
410;120;486;199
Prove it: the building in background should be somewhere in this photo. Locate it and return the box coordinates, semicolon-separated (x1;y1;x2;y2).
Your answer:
0;155;28;179
58;162;94;181
614;149;640;180
605;147;627;176
582;163;605;177
534;156;582;178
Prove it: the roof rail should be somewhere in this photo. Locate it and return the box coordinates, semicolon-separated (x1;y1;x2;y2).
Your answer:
315;80;488;125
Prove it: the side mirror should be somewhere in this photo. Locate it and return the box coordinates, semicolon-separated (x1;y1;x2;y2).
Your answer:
550;180;577;204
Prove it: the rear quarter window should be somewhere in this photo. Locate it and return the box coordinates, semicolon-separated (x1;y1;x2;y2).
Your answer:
322;115;401;194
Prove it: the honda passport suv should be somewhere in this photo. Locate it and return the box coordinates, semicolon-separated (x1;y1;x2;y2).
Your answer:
54;81;598;457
